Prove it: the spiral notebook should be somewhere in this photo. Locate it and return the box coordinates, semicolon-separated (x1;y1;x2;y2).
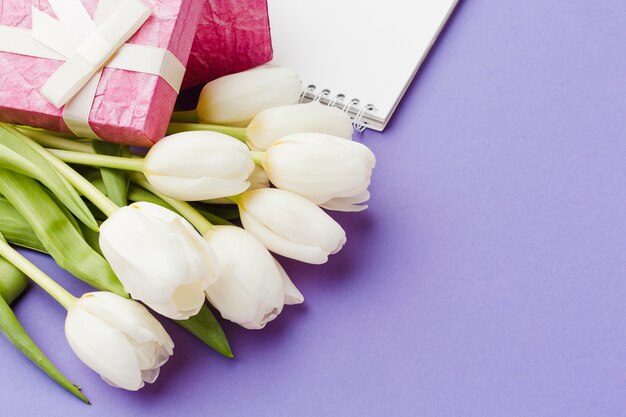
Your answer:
267;0;459;131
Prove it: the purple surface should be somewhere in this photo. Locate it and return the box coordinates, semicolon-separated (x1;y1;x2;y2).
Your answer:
2;1;626;415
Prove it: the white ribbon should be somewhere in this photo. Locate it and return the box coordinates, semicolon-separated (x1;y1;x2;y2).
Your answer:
0;0;186;139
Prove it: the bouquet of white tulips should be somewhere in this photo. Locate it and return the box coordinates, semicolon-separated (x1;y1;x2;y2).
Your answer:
0;65;376;403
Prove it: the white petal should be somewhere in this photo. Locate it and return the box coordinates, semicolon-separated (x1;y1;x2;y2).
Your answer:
241;188;346;251
145;131;252;177
204;226;285;329
320;200;368;212
207;227;283;300
240;208;330;264
247;102;354;150
144;132;254;201
133;341;159;370
141;367;160;384
205;270;272;330
321;190;371;212
78;292;173;352
274;260;304;305
146;174;251;201
264;134;375;204
144;131;255;201
197;66;302;125
99;203;216;319
65;305;143;391
146;299;198;321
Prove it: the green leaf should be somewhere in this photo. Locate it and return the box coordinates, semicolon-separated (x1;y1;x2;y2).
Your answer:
0;257;28;305
0;187;86;253
177;304;233;358
193;205;236;227
0;169;126;297
0;196;46;253
0;192;104;258
0;282;91;404
44;189;83;238
197;204;241;221
73;165;102;183
92;142;129;207
0;124;98;231
78;222;103;256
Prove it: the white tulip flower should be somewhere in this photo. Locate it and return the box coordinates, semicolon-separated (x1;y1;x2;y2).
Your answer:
99;202;218;320
65;292;174;391
262;133;376;212
246;102;354;150
236;188;346;264
144;131;255;201
197;65;302;126
203;226;302;329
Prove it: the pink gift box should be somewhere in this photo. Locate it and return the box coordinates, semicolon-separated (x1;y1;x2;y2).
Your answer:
0;0;204;147
182;0;273;89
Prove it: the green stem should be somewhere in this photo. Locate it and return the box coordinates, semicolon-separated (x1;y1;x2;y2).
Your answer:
47;149;145;172
130;173;214;235
167;123;248;142
15;126;76;139
17;136;120;217
0;237;76;310
170;110;199;123
249;151;265;167
17;129;94;153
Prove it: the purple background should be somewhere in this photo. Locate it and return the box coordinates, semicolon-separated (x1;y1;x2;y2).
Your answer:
2;1;626;415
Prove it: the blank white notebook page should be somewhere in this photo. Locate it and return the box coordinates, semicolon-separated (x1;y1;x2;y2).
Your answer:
267;0;458;130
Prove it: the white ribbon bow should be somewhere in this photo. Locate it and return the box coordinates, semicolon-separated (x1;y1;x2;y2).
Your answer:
0;0;186;139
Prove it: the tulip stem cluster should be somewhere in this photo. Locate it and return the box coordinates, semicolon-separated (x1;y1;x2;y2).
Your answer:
47;149;144;172
19;136;120;217
130;174;214;235
47;149;145;172
167;122;248;142
0;236;76;310
17;128;95;153
40;152;120;217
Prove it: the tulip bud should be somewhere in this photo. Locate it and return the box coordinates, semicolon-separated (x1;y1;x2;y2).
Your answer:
203;226;302;329
237;188;346;264
65;292;174;391
246;102;354;150
197;66;302;126
99;202;218;320
262;133;376;212
144;131;255;201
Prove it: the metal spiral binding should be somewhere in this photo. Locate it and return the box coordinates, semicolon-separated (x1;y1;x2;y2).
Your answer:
299;85;377;132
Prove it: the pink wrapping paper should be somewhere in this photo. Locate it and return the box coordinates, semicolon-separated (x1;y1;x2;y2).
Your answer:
0;0;204;147
182;0;273;89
